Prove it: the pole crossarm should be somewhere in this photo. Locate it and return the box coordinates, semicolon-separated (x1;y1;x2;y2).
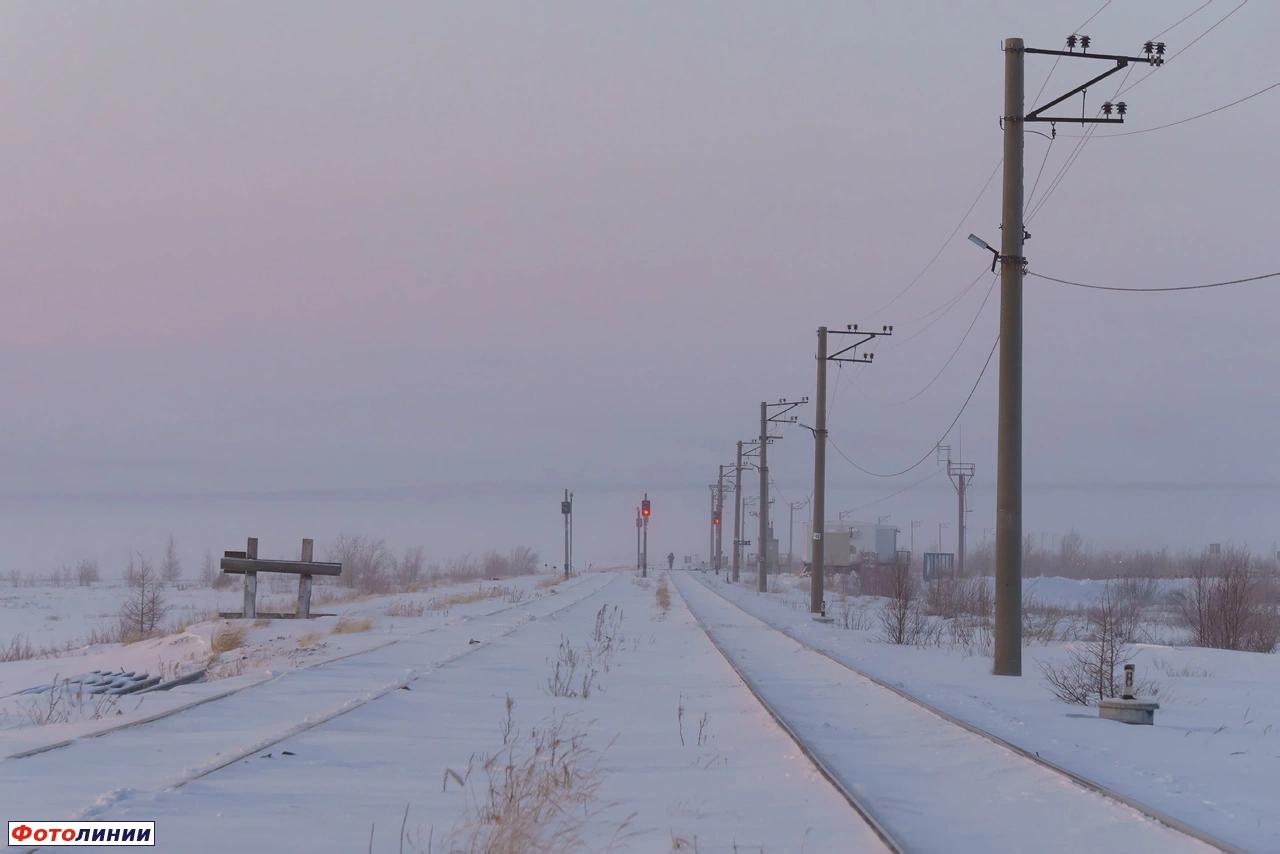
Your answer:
826;324;894;363
1020;44;1158;125
765;398;808;426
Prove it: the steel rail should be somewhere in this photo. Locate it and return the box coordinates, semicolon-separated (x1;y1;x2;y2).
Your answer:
669;573;904;854
687;573;1242;854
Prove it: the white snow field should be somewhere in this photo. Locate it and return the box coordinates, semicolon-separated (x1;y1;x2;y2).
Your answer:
672;574;1209;854
0;573;575;757
0;571;887;853
695;571;1278;852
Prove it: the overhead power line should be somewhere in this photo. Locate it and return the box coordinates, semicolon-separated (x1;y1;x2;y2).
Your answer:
1028;269;1280;292
829;334;1000;479
1075;82;1279;138
868;159;1001;319
840;468;946;516
1119;0;1250;97
900;274;998;404
1153;0;1218;41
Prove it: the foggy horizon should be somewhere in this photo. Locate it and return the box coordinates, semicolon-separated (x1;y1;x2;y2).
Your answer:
2;0;1277;569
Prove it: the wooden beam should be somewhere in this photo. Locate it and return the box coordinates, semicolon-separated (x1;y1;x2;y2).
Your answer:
220;557;343;577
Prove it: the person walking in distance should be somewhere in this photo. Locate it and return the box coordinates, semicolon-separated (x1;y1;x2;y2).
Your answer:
667;552;675;571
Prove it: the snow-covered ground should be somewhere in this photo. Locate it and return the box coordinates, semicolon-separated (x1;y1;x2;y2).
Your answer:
673;573;1207;853
698;571;1280;852
0;573;564;756
3;567;1271;852
0;570;886;852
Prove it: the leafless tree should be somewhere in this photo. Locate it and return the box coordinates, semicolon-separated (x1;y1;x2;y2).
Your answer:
394;546;426;590
1174;548;1280;653
75;558;100;586
1040;581;1152;705
119;555;168;641
327;534;392;593
879;561;927;645
160;534;182;584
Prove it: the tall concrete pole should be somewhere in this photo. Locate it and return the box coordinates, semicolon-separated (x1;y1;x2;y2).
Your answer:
732;441;743;582
995;37;1025;676
957;474;967;577
757;402;769;593
810;326;828;614
709;485;715;572
715;471;726;574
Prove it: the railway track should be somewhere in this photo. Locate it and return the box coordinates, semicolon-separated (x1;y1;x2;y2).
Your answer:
672;572;1235;854
0;573;615;835
4;573;604;762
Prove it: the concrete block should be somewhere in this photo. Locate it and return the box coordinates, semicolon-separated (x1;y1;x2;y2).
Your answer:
1098;697;1159;725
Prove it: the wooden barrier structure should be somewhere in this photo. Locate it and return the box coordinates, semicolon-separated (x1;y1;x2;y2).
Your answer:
219;537;342;619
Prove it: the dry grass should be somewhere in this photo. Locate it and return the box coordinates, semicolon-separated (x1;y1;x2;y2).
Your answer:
655;578;671;614
297;632;324;649
430;585;512;611
386;599;426;617
0;634;36;662
252;618;272;628
443;697;632;853
311;589;374;607
536;575;562;590
331;616;375;634
210;626;247;655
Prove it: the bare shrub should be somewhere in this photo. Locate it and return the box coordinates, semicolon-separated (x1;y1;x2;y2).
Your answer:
837;599;873;631
1022;592;1064;645
75;558;100;586
878;562;929;645
443;697;628;853
211;626;246;655
1040;582;1157;704
119;556;168;641
395;546;427;590
297;632;324;649
327;535;393;594
331;616;375;634
1174;548;1280;653
925;576;991;623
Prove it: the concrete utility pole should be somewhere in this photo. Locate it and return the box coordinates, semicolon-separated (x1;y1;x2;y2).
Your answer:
716;464;733;575
758;402;769;593
733;441;744;581
985;35;1159;675
949;462;973;577
788;499;808;572
635;506;642;573
811;328;828;612
807;324;891;614
708;485;716;574
757;398;807;593
994;37;1026;676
